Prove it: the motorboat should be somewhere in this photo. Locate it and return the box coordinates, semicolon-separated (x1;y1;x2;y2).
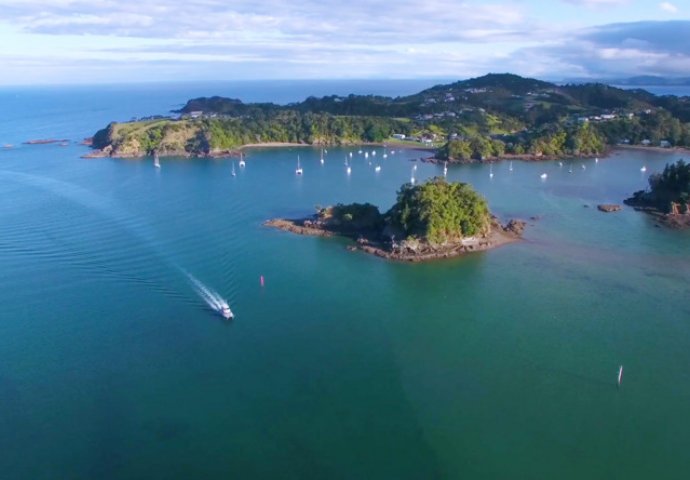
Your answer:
220;303;234;320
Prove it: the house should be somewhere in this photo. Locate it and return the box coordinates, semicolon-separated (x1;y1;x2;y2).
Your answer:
189;111;203;119
660;140;671;148
392;133;406;140
641;139;651;146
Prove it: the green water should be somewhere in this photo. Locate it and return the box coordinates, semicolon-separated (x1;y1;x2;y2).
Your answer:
1;144;689;479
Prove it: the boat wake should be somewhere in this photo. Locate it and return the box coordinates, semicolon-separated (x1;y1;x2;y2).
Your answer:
186;273;233;319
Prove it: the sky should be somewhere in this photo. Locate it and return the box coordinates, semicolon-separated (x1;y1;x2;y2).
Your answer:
0;0;689;85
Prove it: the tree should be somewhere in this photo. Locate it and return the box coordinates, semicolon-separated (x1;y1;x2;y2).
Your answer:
386;177;490;245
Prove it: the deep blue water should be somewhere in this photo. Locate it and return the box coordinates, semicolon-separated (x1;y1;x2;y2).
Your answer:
1;81;689;479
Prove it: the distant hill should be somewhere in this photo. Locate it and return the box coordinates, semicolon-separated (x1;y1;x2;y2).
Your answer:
565;75;690;87
177;72;675;120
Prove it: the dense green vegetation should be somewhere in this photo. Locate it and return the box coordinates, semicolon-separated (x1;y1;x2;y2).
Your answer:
386;178;490;244
318;203;384;232
92;73;690;159
627;159;690;212
317;179;491;246
93;113;411;155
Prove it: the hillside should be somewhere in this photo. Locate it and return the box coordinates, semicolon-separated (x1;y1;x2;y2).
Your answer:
90;73;690;160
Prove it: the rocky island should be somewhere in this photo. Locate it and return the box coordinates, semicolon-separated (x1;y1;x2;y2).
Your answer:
625;159;690;228
265;177;526;262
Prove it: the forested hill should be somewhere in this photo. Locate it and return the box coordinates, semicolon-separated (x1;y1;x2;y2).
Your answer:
178;73;688;121
91;73;690;159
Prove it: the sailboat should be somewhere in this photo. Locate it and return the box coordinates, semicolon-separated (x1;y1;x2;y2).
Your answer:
295;155;303;175
410;166;416;184
617;365;623;387
489;164;494;178
382;148;388;159
320;148;325;165
231;161;237;176
540;172;548;180
239;152;246;168
345;156;351;175
640;165;647;172
509;161;513;172
443;161;448;177
153;151;161;169
374;164;381;173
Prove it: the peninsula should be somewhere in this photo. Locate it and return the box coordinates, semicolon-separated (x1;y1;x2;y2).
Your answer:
625;159;690;229
265;177;526;262
88;73;690;163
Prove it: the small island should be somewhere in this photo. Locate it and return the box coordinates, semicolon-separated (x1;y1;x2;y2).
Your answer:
625;159;690;228
265;177;526;262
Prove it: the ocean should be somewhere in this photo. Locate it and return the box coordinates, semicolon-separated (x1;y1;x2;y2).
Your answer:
1;80;689;479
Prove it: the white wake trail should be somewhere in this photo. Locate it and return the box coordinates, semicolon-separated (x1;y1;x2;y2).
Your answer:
185;272;230;314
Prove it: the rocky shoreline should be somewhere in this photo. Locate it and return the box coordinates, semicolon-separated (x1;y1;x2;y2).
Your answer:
265;216;526;262
622;201;690;229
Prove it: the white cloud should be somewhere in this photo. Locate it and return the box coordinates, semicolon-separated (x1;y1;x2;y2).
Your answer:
562;0;629;7
0;1;687;83
659;2;678;13
510;20;690;79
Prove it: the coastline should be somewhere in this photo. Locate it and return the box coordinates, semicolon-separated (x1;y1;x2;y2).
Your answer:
264;216;525;262
426;149;609;165
82;141;437;159
81;135;688;162
612;144;690;155
624;198;690;229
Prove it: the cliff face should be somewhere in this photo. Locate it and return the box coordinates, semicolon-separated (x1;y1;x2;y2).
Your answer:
91;119;205;157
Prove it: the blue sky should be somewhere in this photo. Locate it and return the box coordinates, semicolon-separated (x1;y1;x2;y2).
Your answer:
0;0;688;85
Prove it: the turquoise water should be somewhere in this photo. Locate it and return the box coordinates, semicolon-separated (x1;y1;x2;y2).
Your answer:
1;83;690;479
